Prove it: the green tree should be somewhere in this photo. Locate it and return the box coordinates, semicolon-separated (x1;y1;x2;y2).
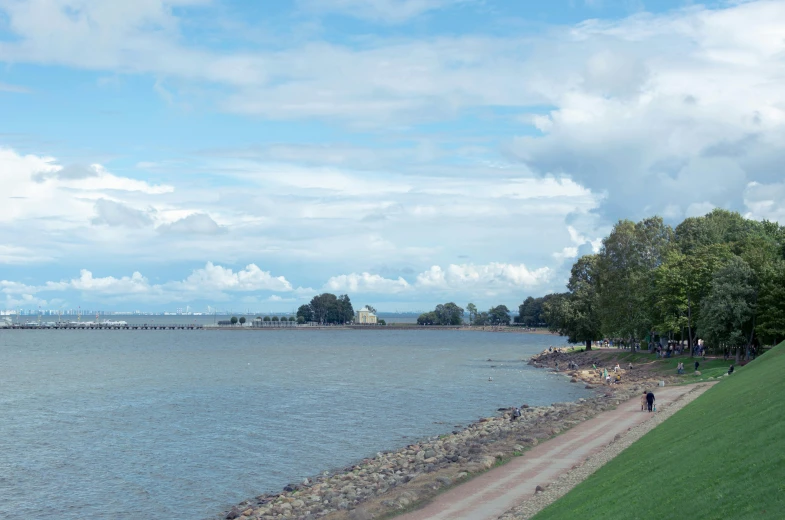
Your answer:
757;259;785;345
296;315;305;325
518;296;544;327
239;316;246;325
597;217;674;345
417;312;437;325
263;316;271;322
434;302;464;325
378;319;386;325
467;303;478;324
488;305;511;325
230;316;238;325
296;304;313;322
697;256;757;363
272;316;279;322
473;311;490;326
543;255;602;350
288;316;296;322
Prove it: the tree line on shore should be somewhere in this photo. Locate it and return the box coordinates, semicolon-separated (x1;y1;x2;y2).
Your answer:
541;209;785;362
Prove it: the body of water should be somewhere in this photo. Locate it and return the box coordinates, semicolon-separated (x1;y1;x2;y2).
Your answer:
0;329;580;519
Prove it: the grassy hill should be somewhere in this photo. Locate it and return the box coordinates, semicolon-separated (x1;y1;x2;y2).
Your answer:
534;341;785;520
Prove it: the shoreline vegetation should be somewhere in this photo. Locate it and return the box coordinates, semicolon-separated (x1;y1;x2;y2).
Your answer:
217;347;697;520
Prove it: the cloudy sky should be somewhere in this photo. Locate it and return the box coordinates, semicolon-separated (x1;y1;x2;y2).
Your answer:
1;0;784;313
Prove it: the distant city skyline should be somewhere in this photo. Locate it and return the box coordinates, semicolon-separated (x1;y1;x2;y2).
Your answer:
2;0;784;311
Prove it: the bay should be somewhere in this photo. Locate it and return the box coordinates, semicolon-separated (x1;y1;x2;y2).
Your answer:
0;329;583;519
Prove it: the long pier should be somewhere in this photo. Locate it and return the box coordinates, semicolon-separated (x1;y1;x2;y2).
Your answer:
3;323;204;330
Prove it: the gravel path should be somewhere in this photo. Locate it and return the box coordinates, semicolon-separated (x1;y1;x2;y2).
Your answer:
498;382;716;520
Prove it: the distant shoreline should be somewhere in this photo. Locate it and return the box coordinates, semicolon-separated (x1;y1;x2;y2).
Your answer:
204;325;558;334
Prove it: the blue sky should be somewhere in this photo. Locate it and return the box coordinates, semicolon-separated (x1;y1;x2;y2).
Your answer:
2;0;784;313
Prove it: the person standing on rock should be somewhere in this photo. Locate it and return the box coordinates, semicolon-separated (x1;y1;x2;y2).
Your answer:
646;391;655;412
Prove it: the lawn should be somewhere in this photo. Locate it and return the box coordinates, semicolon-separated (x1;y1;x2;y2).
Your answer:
533;341;785;520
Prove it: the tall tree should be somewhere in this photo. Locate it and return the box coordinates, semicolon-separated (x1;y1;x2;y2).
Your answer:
757;259;785;345
697;256;757;363
466;303;478;324
597;217;674;345
542;255;602;350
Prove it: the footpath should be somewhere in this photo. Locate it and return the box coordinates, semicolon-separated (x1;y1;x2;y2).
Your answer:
396;383;713;520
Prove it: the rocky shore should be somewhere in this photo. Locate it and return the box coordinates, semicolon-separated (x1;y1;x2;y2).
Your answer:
218;348;664;520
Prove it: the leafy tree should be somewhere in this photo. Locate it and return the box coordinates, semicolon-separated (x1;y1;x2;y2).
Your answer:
296;315;305;325
288;316;296;322
417;312;437;325
543;255;602;350
296;304;313;323
378;319;386;325
272;316;279;322
597;217;674;344
473;311;490;326
305;293;354;324
433;302;464;325
239;316;246;325
263;316;271;322
757;259;785;345
697;256;757;363
518;296;544;326
230;316;238;325
488;305;511;325
467;303;478;324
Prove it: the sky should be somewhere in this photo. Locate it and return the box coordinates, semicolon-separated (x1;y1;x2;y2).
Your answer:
1;0;784;313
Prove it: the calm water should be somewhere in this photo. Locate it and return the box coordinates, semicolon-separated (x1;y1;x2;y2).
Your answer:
0;329;582;519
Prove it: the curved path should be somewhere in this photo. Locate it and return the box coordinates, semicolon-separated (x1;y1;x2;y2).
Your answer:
397;384;709;520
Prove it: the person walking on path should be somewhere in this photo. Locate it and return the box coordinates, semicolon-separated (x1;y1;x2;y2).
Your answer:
646;391;655;412
694;360;700;372
677;362;684;375
640;392;647;411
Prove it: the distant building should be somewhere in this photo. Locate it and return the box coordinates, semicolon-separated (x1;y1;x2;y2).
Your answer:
355;307;377;325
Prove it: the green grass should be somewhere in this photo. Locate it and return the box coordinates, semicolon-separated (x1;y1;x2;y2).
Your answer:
534;341;785;520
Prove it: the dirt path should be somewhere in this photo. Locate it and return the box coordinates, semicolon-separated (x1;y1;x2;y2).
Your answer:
396;383;712;520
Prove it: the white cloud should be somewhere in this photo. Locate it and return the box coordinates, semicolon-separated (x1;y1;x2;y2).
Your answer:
1;262;297;307
324;261;552;299
744;181;785;223
508;1;785;220
170;262;293;293
297;0;457;23
324;272;411;293
92;199;154;228
157;213;224;234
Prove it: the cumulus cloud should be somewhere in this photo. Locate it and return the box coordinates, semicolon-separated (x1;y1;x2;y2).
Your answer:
1;262;296;306
324;272;411;293
744;181;785;223
157;213;224;235
169;262;293;293
91;199;154;228
323;262;552;298
508;1;785;220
